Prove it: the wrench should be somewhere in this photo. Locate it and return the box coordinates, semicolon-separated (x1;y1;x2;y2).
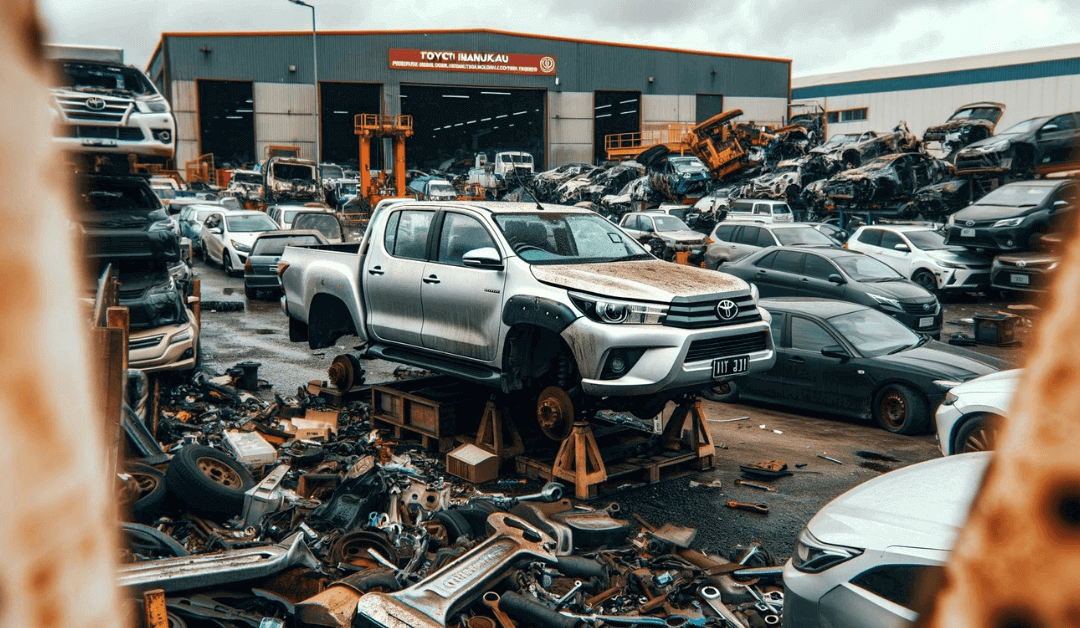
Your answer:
725;501;769;515
745;586;780;615
354;513;557;628
561;612;707;626
482;592;517;628
699;586;748;628
555;580;584;608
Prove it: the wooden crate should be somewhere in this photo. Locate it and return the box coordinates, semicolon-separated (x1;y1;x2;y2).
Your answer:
371;376;485;439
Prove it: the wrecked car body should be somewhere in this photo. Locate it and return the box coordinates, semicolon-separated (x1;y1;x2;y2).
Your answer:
953;112;1080;175
902;178;971;220
120;270;199;373
923;101;1005;158
78;173;182;263
263;157;326;205
738;159;803;201
823;152;954;211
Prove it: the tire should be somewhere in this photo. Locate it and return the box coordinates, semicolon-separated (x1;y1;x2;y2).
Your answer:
701;380;739;403
245;287;258;300
289;316;308;343
912;269;938;293
120;522;188;561
165;445;255;516
873;384;929;434
223;251;235;277
953;413;1002;454
123;463;167;523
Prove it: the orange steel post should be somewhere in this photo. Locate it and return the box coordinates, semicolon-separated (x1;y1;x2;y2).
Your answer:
393;137;406;197
358;135;372;198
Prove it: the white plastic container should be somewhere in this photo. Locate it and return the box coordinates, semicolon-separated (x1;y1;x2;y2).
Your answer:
222;430;278;466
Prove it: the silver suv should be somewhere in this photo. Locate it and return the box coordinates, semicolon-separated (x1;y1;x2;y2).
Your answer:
704;222;837;268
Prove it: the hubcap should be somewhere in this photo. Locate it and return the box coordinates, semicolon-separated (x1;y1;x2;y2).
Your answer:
196;457;243;488
537;386;574;440
962;425;998;453
132;472;159;499
879;391;907;430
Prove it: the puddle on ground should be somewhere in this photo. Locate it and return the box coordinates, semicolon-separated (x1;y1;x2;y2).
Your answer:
254;329;276;335
222;287;235;295
854;450;900;463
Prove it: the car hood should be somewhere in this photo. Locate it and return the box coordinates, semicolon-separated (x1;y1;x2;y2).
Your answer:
808;453;990;552
532;260;748;302
659;230;707;243
961;133;1020;152
950;368;1022;397
863;279;933;300
876;341;1003;380
953;203;1037;222
81;209;169;230
926;249;992;265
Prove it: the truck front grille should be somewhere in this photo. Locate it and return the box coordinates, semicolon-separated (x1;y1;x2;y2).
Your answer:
664;294;761;329
55;95;131;123
59;124;144;140
685;332;769;363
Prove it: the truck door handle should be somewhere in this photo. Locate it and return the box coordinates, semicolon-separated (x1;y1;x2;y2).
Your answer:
423;275;440;284
368;266;385;275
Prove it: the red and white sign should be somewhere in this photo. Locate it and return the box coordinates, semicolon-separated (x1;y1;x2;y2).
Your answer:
389;49;557;76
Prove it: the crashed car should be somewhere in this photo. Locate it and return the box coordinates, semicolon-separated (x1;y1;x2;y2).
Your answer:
78;173;182;263
739;159;803;201
226;169;264;205
954;111;1080;175
555;161;644;204
902;178;970;220
823;152;954;211
262;157;325;205
813;124;920;168
120;269;199;373
653;155;711;197
617;211;708;263
923;101;1005;158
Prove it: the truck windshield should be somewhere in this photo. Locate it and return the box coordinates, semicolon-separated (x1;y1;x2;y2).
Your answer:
495;213;649;265
58;61;155;95
272;164;315;181
232;173;262;185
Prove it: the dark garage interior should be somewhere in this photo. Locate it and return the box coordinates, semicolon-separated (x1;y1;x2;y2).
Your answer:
593;91;640;163
197;80;255;168
320;82;383;170
400;85;546;171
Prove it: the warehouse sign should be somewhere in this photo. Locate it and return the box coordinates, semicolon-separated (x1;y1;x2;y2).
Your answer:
388;49;557;76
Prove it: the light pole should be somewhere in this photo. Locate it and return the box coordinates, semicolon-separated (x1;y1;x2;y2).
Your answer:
288;0;319;164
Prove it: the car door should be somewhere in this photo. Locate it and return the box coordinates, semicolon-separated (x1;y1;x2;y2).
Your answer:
619;215;648;242
731;225;762;260
751;250;805;297
876;230;912;274
797;253;848;300
365;207;435;346
420;211;506;361
739;310;787;398
1035;113;1079;166
762;315;848;411
201;213;225;261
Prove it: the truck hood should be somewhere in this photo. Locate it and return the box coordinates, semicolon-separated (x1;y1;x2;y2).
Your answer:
532;260;748;302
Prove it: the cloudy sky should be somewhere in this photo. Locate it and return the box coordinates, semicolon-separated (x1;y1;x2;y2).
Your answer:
38;0;1080;77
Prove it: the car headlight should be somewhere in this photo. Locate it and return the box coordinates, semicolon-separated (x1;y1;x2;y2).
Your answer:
569;292;667;325
169;329;193;345
868;293;903;311
935;260;967;269
941;391;960;406
149;219;173;231
981;139;1011;153
792;528;863;573
231;239;252;253
750;283;760;304
992;217;1024;228
136;98;169;113
1048;261;1060;271
933;379;963;391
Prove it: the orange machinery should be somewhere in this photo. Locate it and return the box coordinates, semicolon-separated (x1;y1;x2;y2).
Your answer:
354;114;413;207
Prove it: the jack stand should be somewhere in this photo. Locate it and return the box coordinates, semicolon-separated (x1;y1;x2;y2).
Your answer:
551;421;608;500
474;398;524;460
662;396;716;469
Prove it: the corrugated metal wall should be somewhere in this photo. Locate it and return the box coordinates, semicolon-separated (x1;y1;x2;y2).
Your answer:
171;80;198;166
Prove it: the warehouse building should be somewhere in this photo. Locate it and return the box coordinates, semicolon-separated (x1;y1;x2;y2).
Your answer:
792;43;1080;142
146;29;790;170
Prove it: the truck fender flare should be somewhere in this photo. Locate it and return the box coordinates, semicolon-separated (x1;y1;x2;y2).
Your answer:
502;296;576;334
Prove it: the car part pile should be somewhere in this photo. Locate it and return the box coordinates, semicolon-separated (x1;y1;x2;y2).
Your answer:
119;369;783;627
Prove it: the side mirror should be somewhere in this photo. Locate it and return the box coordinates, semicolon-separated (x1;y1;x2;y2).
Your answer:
1053;200;1070;210
462;247;504;269
644;244;653;253
827;273;846;284
209;227;223;235
893;243;910;252
821;345;852;360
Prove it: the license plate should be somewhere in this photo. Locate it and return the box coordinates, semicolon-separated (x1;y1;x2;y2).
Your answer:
82;138;117;147
713;355;749;378
960;228;975;237
1011;273;1030;285
919;317;934;328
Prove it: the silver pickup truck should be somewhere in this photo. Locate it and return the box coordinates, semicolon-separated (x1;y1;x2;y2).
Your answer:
280;201;775;439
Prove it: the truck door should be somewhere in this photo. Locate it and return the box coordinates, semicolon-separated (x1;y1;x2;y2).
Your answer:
365;208;434;346
421;212;506;361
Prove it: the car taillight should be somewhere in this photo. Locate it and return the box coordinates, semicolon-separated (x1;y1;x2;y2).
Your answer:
277;261;290;277
706;237;715;245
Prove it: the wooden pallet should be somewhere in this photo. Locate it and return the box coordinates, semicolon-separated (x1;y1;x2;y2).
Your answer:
370;376;486;451
515;447;711;500
373;417;458;453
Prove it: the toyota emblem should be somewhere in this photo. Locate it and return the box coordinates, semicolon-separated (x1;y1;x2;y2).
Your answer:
1016;260;1027;268
923;303;931;311
86;97;106;110
965;220;975;227
715;299;738;321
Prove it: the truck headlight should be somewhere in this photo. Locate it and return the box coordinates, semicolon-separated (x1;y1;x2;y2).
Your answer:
231;240;252;253
935;260;967;269
749;283;760;304
569;292;667;325
136;98;170;113
792;528;863;573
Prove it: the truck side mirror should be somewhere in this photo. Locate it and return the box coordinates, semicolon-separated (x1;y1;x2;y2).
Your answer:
462;247;503;269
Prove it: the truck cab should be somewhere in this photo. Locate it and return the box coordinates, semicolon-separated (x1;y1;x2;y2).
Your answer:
493;151;535;180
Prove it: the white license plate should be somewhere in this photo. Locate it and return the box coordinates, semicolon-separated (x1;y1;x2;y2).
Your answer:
713;355;749;378
960;228;975;237
919;317;934;328
82;138;117;147
1011;273;1030;285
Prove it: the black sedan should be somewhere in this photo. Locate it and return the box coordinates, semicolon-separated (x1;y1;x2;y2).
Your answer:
944;179;1076;252
954;112;1080;175
703;299;1002;434
721;246;943;337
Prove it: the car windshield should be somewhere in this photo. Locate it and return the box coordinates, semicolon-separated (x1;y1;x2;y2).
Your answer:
999;118;1047;135
252;234;323;256
153;187;177;200
858;157;896;172
271;164;315;181
232;173;261;185
495;212;649;265
820;134;860;149
975;184;1053;208
84;180;161;211
774;227;835;246
293;214;342;240
903;229;955;251
320;165;344;179
829;308;920;357
949;106;1003;122
340;183;358;195
283;209;306;223
225;214;278;232
430;183;456;195
499;154;533;164
58;61;155;95
834;254;904;281
653;216;692;232
670;157;708;174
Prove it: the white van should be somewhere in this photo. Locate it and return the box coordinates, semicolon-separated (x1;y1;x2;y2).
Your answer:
724;199;794;223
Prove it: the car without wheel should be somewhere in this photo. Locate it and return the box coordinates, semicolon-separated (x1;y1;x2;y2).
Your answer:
783;453;990;628
199;209;280;276
944;178;1076;251
704;222;836;269
846;224;992;293
617;212;708;261
934;369;1019;456
704;298;1000;433
720;246;944;337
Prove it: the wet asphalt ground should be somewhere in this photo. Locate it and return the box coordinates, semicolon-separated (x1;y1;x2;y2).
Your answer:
191;256;1033;559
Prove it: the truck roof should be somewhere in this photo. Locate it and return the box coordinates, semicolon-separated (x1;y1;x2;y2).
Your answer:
398;201;596;215
44;43;124;64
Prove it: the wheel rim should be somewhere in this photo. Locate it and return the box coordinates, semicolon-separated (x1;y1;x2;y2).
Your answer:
131;471;160;500
196;457;243;488
878;390;908;430
537;386;574;440
914;273;935;291
961;424;998;453
224;253;232;272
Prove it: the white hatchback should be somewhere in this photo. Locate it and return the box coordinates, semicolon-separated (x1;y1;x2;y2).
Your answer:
199;210;280;276
934;368;1019;456
846;224;992;292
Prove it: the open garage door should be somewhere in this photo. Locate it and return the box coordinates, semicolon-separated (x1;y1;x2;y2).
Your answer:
400;85;545;172
594;91;640;164
198;80;255;169
320;82;383;171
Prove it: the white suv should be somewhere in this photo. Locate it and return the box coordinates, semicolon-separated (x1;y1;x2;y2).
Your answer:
846;224;992;292
723;199;794;223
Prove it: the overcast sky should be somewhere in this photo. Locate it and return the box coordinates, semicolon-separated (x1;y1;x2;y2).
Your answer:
38;0;1080;77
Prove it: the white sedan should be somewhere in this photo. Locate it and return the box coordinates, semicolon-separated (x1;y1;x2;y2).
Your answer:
783;453;989;628
934;368;1019;455
846;224;992;293
199;210;279;276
